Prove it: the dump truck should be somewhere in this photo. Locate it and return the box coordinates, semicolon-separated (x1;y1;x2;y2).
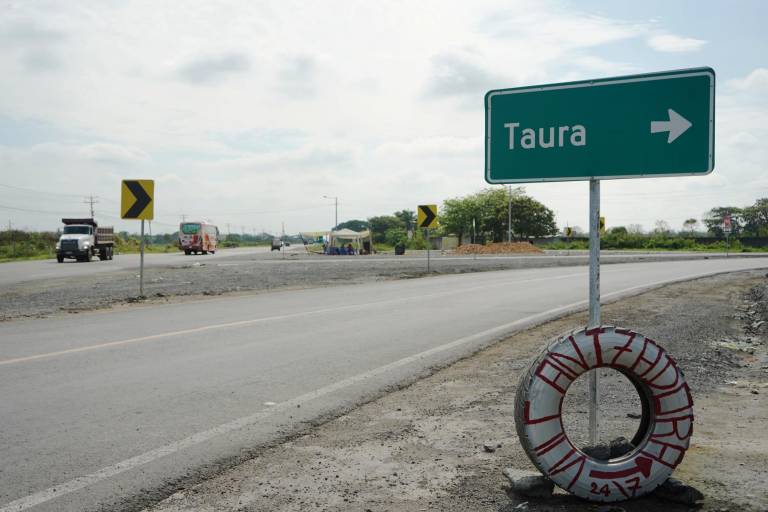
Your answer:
56;218;115;262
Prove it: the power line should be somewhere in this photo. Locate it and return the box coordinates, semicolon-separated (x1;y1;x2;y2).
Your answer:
0;203;86;215
0;182;85;198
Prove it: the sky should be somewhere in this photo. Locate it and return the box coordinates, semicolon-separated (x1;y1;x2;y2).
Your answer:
0;0;766;235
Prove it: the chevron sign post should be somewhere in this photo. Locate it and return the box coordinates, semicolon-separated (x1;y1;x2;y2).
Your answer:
417;204;438;273
121;179;155;297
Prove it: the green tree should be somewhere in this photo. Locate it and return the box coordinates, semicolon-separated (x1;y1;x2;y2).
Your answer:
508;194;557;240
393;210;416;230
384;227;407;246
441;187;555;243
742;198;768;236
334;219;369;232
703;207;742;237
441;195;481;244
653;220;672;236
682;218;698;234
477;187;519;242
368;215;405;243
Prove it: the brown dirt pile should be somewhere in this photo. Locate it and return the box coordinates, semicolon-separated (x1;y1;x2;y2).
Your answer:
453;242;543;255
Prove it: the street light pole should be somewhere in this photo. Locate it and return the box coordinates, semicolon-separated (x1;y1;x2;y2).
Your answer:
323;195;338;229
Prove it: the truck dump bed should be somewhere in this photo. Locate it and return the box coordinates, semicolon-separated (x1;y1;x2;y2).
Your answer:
96;227;114;246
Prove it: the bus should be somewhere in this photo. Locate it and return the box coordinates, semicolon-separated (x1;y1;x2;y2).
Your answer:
179;221;219;255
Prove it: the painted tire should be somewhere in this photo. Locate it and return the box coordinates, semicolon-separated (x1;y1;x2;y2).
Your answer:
514;326;694;502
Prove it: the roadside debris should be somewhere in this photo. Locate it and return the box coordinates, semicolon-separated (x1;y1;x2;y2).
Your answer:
454;242;543;255
502;468;554;499
652;477;705;505
483;441;502;453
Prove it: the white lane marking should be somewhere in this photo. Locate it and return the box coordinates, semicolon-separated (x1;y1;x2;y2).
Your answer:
0;271;587;366
0;266;764;511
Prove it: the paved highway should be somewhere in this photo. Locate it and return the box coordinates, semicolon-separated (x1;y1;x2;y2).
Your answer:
0;246;760;288
0;246;275;287
1;258;767;511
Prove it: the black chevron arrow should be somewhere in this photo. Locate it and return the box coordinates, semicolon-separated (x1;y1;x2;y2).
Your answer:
419;205;436;228
124;181;152;218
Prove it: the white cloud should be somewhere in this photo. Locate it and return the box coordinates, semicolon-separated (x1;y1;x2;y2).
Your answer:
0;1;763;234
425;52;504;99
177;52;252;84
77;143;150;165
570;55;638;75
375;136;482;158
647;33;707;53
726;68;768;94
482;9;646;50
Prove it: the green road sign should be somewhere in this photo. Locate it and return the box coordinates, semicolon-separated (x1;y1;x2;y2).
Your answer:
485;67;715;183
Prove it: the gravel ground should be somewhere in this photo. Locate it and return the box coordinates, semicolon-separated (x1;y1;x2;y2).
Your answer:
1;250;764;322
143;270;768;512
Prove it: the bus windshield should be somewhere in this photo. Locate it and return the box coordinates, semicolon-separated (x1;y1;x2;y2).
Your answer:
180;223;201;235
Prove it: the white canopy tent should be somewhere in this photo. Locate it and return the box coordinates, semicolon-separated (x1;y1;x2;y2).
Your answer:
300;229;373;254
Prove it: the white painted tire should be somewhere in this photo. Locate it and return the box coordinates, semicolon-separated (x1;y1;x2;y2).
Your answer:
514;326;694;502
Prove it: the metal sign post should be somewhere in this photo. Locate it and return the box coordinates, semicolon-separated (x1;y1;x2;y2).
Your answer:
417;204;438;273
140;219;145;297
588;179;601;445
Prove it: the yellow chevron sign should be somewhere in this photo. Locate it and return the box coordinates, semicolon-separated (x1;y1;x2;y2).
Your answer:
417;204;438;229
121;180;154;220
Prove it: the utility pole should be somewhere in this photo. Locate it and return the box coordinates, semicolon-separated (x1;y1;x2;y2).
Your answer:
180;214;187;223
83;195;99;218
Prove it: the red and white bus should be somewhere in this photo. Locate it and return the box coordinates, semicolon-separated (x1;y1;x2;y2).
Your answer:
179;221;219;255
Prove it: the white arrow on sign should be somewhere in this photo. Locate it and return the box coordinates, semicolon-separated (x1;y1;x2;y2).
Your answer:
650;109;692;143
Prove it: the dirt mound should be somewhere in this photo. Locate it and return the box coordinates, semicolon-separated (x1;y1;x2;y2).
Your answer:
454;242;543;255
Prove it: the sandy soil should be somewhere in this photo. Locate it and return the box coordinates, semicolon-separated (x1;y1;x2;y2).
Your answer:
142;270;768;512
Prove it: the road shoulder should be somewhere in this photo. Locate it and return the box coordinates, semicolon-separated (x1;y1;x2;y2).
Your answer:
143;270;768;512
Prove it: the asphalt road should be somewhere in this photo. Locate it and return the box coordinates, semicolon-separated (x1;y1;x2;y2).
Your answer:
0;246;274;287
1;258;768;512
0;245;762;288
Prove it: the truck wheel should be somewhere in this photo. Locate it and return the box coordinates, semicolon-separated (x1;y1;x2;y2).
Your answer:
202;250;208;255
514;326;693;502
108;247;114;260
86;250;93;262
57;255;64;263
99;249;107;261
184;250;191;255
